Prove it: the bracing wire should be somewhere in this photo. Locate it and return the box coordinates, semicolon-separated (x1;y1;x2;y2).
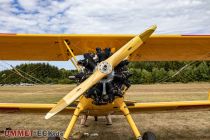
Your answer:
157;51;210;83
1;63;44;84
9;64;45;84
0;62;45;84
0;63;37;84
157;61;197;83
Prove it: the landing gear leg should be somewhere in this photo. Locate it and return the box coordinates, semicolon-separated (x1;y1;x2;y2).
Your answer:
115;98;142;140
63;97;91;140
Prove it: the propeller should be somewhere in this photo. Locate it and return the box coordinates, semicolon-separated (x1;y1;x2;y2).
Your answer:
45;25;157;119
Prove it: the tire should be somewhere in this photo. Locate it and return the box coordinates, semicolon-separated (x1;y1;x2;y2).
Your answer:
142;131;156;140
47;136;60;140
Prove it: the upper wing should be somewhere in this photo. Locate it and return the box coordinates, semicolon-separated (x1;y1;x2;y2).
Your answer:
131;35;210;61
0;34;210;61
0;34;69;61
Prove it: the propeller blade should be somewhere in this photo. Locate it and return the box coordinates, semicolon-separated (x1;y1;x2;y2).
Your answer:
45;70;105;119
106;25;157;67
45;25;157;119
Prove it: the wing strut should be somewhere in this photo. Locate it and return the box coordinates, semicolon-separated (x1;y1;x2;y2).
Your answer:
64;40;82;72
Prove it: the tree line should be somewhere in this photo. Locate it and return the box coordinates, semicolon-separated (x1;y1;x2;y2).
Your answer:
129;61;210;84
0;61;209;85
0;63;77;84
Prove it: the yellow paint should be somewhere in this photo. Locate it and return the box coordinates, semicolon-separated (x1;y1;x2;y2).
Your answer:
64;40;81;71
63;97;91;139
0;34;210;61
69;59;79;70
114;98;141;139
106;25;156;67
1;99;210;115
132;100;210;108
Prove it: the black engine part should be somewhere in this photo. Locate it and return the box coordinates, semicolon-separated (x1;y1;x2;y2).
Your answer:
74;48;132;105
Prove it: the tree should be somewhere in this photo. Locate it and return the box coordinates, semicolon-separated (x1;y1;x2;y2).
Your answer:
141;69;152;83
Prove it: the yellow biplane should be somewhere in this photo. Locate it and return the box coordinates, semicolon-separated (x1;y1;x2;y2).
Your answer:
0;25;210;140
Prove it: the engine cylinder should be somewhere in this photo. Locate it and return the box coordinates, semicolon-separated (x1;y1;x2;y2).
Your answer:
74;48;132;105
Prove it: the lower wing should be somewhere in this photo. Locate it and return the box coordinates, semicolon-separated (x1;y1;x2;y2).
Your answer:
1;94;210;114
128;100;210;113
0;103;76;114
127;91;210;113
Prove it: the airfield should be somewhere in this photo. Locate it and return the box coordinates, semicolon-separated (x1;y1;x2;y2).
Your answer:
0;83;210;140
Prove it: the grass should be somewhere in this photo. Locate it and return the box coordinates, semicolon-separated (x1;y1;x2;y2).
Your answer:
0;83;210;140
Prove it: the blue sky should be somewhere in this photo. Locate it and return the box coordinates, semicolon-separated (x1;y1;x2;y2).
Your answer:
0;0;210;70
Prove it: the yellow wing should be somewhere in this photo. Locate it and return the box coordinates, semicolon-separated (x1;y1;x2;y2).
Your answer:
0;103;75;113
127;91;210;113
1;99;210;114
0;34;210;61
128;100;210;113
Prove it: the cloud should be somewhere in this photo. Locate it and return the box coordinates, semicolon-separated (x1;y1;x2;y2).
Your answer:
0;0;209;34
18;0;38;10
0;0;210;70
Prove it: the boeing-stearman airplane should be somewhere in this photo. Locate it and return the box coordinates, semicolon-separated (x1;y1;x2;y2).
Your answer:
0;25;210;140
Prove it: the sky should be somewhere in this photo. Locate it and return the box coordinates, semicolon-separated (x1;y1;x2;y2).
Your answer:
0;0;210;70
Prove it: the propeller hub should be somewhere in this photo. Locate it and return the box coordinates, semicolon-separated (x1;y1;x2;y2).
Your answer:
97;61;112;74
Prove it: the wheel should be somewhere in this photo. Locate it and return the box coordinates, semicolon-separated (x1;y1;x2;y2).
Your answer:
47;136;60;140
142;132;156;140
6;127;12;130
94;116;98;121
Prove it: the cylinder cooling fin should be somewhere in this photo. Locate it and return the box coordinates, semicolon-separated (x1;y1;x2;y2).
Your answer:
74;48;132;105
